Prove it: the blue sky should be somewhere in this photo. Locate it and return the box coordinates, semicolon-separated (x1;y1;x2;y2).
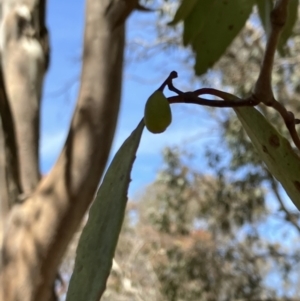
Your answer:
40;1;300;294
40;0;300;262
39;1;300;217
40;0;219;197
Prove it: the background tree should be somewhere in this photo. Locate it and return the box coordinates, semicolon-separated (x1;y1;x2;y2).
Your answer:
101;1;300;300
88;147;298;301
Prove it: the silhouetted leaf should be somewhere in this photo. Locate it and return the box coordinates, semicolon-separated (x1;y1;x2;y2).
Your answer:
168;0;198;26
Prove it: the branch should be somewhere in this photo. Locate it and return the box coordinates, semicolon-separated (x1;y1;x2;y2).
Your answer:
168;94;258;108
162;71;260;108
1;0;138;301
0;66;21;262
163;61;300;150
251;0;300;150
0;0;49;196
0;67;21;207
254;0;289;105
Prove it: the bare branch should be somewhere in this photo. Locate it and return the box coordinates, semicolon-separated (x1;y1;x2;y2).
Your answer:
165;54;300;150
254;0;289;105
168;94;258;108
164;71;260;108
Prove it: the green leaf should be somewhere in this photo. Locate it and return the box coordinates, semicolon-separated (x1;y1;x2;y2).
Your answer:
256;0;273;36
168;0;198;26
66;120;144;301
182;0;214;46
234;107;300;210
189;0;255;75
278;0;298;55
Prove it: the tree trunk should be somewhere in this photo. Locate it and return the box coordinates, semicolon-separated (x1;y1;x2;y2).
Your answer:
0;0;138;300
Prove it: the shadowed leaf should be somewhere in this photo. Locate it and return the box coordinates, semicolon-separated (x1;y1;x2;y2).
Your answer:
235;107;300;210
66;119;144;301
180;0;255;75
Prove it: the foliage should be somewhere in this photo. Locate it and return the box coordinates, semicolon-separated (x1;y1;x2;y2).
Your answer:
171;0;255;75
4;0;300;300
168;0;299;75
98;148;300;301
66;121;144;301
235;106;300;209
62;1;300;300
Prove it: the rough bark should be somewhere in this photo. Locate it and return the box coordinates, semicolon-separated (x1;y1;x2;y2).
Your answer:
0;66;21;208
0;0;138;300
0;0;48;196
0;65;21;242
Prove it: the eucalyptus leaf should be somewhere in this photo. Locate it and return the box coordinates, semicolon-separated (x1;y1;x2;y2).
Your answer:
168;0;198;26
234;107;300;210
66;120;144;301
182;0;214;45
185;0;255;75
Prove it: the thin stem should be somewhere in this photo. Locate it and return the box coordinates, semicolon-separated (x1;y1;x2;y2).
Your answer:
168;95;258;108
254;0;289;104
162;68;300;150
158;71;178;91
271;99;300;149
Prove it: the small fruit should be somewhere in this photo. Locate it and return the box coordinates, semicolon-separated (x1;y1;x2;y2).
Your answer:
144;90;172;134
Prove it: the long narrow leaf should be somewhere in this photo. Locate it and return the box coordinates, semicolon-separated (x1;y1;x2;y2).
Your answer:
182;0;255;75
66;119;144;301
235;107;300;210
168;0;198;26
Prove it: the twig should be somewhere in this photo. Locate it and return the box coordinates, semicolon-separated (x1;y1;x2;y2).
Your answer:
163;71;260;108
168;95;258;108
158;70;177;91
271;99;300;149
159;9;300;151
254;0;289;105
157;0;300;151
251;0;300;150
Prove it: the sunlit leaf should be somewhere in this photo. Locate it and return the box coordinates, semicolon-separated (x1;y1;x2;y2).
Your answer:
66;120;144;301
234;107;300;210
185;0;255;75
